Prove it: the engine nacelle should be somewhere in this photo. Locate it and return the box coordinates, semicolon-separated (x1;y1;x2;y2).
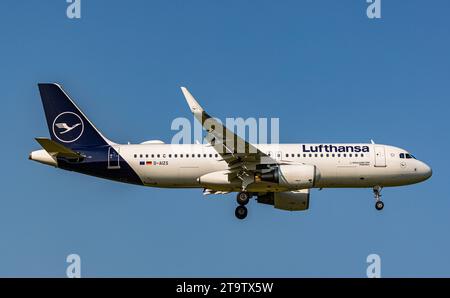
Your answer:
257;190;310;211
256;164;319;189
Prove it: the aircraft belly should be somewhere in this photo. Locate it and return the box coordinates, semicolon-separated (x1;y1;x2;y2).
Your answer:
318;163;418;188
141;165;181;186
316;163;376;188
143;163;225;187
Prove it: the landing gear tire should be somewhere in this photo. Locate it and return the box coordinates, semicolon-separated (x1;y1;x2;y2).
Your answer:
235;205;248;220
373;186;384;211
236;192;250;206
375;201;384;211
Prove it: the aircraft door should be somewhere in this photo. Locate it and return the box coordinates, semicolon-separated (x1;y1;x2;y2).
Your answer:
374;146;386;167
108;146;121;169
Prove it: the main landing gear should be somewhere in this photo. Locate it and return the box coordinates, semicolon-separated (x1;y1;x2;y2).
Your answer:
373;186;384;211
235;205;248;220
236;191;250;206
235;191;251;220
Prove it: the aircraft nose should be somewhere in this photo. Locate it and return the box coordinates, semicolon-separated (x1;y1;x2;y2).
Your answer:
419;162;432;180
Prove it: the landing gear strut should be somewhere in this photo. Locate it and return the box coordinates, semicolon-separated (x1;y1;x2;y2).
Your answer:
235;192;251;219
373;186;384;211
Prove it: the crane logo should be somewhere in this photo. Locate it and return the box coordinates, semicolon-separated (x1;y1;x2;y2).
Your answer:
52;112;84;143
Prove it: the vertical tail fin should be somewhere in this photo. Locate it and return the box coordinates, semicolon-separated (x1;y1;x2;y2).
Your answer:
38;83;112;148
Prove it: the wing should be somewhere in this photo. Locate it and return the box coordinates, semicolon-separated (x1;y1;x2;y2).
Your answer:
181;87;276;189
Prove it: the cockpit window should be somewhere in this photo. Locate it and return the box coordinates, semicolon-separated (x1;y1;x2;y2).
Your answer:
400;152;416;159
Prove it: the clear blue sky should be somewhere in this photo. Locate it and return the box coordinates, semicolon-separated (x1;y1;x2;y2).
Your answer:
0;0;449;277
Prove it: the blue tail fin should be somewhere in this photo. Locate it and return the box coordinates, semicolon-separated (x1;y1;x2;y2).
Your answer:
38;83;111;148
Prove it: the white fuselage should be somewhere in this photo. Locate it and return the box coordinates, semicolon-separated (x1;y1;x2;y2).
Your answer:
115;143;431;191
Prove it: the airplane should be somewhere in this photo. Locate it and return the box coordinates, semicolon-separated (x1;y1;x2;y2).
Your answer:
29;83;432;219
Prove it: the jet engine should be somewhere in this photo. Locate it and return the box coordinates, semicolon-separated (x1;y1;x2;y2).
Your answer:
257;190;310;211
255;164;319;189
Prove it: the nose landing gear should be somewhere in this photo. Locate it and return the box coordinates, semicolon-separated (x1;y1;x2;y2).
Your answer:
375;200;384;210
373;186;384;211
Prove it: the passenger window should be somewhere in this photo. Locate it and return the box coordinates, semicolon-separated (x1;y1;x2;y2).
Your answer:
361;153;364;157
157;154;160;158
215;154;218;158
309;154;312;157
303;154;306;158
337;154;341;157
355;154;358;157
134;154;137;158
343;154;346;157
209;154;212;158
198;154;201;158
140;154;143;158
204;154;207;158
297;154;301;157
320;154;323;157
326;154;329;157
314;154;318;157
151;154;154;158
400;153;405;159
168;154;172;158
286;154;289;158
174;154;177;158
145;154;148;158
291;154;295;158
192;154;195;158
349;154;352;157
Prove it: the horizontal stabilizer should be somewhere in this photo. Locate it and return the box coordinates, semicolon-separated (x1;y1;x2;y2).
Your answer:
35;138;83;159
